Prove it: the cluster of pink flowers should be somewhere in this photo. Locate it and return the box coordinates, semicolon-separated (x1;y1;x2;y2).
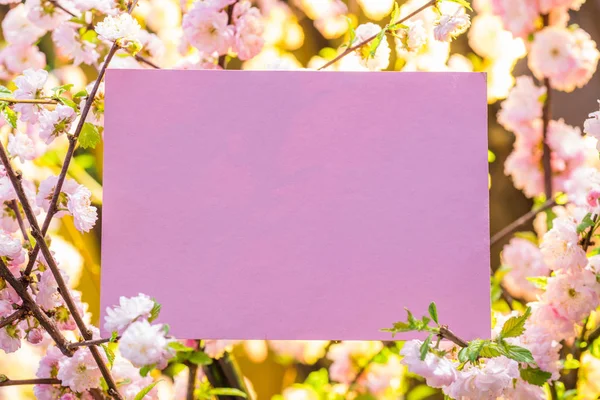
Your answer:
501;76;588;197
183;0;264;63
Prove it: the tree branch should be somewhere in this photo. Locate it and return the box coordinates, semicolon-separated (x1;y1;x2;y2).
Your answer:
490;199;557;246
69;336;120;349
541;15;553;200
318;0;436;70
0;98;57;104
0;378;61;387
0;308;26;330
10;200;29;244
187;362;198;400
0;259;73;356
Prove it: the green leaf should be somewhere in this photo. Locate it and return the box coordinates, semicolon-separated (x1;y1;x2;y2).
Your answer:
2;105;17;129
79;123;101;149
168;342;195;352
406;384;438;400
465;339;485;362
419;333;433;361
134;380;161;400
478;341;503;358
428;302;438;325
148;299;161;323
56;96;78;111
500;307;531;339
590;338;600;358
139;364;156;377
390;1;401;23
577;213;595;234
519;367;551;386
52;84;74;96
442;0;473;11
0;86;12;98
563;358;580;370
347;17;356;46
101;344;115;369
526;276;548;290
368;29;387;58
188;351;212;365
0;374;7;383
500;343;535;363
304;368;329;390
457;346;468;363
208;388;247;398
110;331;118;342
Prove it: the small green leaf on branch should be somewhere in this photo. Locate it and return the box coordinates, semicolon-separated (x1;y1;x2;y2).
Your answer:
499;307;531;339
134;380;161;400
420;333;433;361
148;299;161;323
79;122;101;149
428;302;439;325
519;367;551;386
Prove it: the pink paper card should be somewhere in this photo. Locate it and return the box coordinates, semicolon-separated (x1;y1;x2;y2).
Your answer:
101;70;490;341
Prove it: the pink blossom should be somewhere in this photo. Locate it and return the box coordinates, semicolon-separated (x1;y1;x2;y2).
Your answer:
112;357;158;400
544;269;600;322
584;100;600;145
498;76;545;136
361;355;404;395
183;2;234;55
119;320;174;369
95;13;142;43
444;357;519;400
13;68;48;124
565;167;600;213
36;269;66;310
499;379;546;399
1;4;45;45
521;323;563;378
433;10;470;42
8;131;36;163
0;44;46;75
37;175;80;214
53;23;100;66
540;216;588;271
27;328;44;344
232;1;264;61
0;324;22;353
353;23;390;71
74;0;116;14
400;340;458;388
39;104;77;144
529;27;599;93
395;20;427;53
37;346;64;378
33;385;63;400
26;0;73;30
204;339;239;359
490;0;539;38
0;229;24;259
58;348;103;392
0;299;13;318
104;293;155;334
501;238;550;301
66;185;98;233
538;0;585;13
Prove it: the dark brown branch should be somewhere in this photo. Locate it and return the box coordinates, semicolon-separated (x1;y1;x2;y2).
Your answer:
48;0;79;18
0;98;57;104
10;200;29;244
218;2;237;69
318;0;436;70
490;199;557;246
187;362;198;400
0;259;73;356
0;308;26;330
438;326;469;348
0;378;61;387
541;14;553;200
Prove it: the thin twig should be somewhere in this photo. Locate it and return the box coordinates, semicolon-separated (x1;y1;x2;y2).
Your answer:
0;378;61;387
69;336;120;349
0;259;73;356
438;326;469;348
135;54;161;69
10;200;29;244
48;0;80;18
490;199;557;246
0;308;26;330
318;0;436;70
